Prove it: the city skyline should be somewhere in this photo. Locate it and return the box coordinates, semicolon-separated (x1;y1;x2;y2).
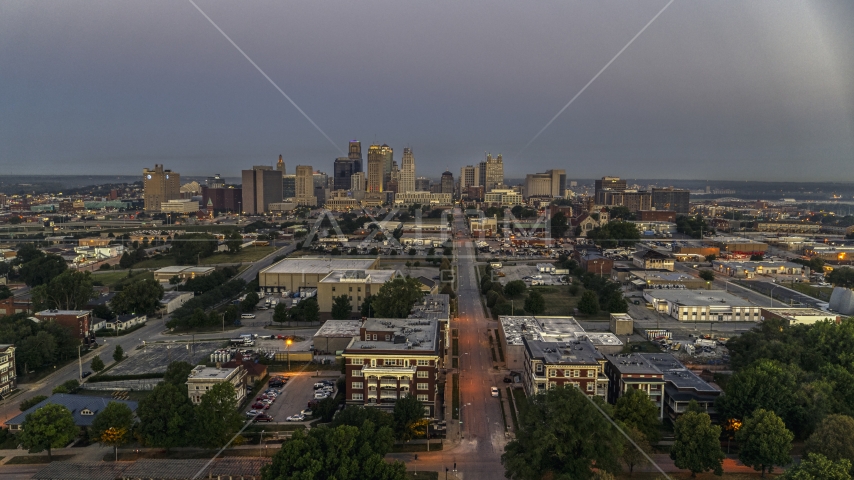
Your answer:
1;1;853;180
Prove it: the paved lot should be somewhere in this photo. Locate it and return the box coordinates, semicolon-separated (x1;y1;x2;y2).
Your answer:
494;264;566;286
259;372;341;422
108;341;222;375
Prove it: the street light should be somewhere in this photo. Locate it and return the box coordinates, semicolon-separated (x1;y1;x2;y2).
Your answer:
286;338;292;371
770;284;780;307
77;344;84;381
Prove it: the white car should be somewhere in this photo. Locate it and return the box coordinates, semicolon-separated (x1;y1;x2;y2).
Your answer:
491;387;499;397
314;392;330;400
286;414;305;422
246;410;260;416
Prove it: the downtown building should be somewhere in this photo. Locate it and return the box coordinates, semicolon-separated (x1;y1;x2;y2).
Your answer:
294;165;317;207
651;187;690;214
241;166;283;214
343;318;442;417
143;164;181;212
367;144;384;193
522;337;609;399
399;148;416;194
524;169;566;200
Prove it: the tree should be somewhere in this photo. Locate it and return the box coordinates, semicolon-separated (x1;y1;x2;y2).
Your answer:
53;379;79;394
828;267;854;288
301;297;320;323
118;251;134;269
783;453;852;480
224;230;243;254
264;303;284;324
163;361;194;387
171;233;217;265
111;278;164;316
370;277;424;318
715;360;798;431
91;304;115;321
192;382;245;448
91;402;135;460
332;406;394;430
550;211;569;238
30;270;94;311
578;290;600;315
113;345;124;362
524;290;546;315
241;291;259;313
16;244;44;264
135;382;194;450
262;421;406;480
19;254;67;287
751;254;765;261
670;410;724;477
331;295;352;320
620;425;651;475
804;414;854;465
613;388;661;444
19;395;48;412
392;395;425;441
0;285;11;300
502;386;623;480
736;408;793;477
18;404;78;460
90;355;105;372
503;280;527;298
699;269;715;282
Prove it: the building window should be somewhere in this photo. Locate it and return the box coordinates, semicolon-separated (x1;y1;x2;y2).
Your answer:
353;370;362;377
417;383;428;390
372;334;377;340
535;363;543;373
417;370;429;378
352;382;363;389
417;359;429;366
548;369;556;377
351;358;362;365
416;394;429;402
587;383;594;392
587;369;594;377
352;393;363;401
548;382;557;389
385;334;391;341
563;370;570;377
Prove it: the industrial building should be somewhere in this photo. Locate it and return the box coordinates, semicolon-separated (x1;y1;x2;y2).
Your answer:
704;236;768;257
153;266;215;283
632;249;675;271
317;269;399;315
712;260;806;279
258;258;379;294
643;290;761;322
761;307;841;325
628;271;708;290
313;320;362;355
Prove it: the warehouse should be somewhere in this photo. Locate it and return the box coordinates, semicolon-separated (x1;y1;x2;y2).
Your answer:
258;257;379;293
643;290;761;322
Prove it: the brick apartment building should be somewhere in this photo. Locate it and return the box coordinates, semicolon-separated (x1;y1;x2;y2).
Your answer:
604;353;666;419
34;310;96;345
342;318;442;417
522;338;609;398
0;344;16;396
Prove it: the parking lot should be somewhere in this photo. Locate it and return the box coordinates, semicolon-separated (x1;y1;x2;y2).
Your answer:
250;372;341;423
492;264;568;287
109;341;222;376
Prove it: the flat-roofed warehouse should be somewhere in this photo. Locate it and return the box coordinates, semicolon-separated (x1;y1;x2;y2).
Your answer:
258;257;379;293
313;319;362;355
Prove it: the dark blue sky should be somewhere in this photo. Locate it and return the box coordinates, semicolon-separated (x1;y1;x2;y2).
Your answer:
1;1;852;180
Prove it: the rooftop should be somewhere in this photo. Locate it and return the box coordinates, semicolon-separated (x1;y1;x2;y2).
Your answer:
161;290;193;302
409;294;451;322
314;319;362;338
187;364;239;381
630;271;700;282
763;307;838;319
6;393;138;427
604;353;664;376
644;289;754;307
154;265;215;274
499;315;622;348
639;353;720;394
261;257;376;275
320;269;397;284
346;318;439;353
35;309;90;317
524;338;605;365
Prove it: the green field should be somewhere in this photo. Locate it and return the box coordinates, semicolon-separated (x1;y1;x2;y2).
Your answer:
132;255;179;269
200;246;277;265
788;282;834;301
531;285;579;316
91;269;154;287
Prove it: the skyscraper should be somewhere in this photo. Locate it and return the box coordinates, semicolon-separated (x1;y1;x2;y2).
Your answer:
415;177;431;191
276;154;286;175
594;176;627;204
333;157;356;191
380;144;393;188
241;166;283;214
651;187;690;214
282;175;296;200
460;165;476;190
440;171;455;195
143;164;181;212
524;169;566;199
484;153;504;192
399;147;416;194
348;140;363;173
367;144;384;193
295;165;317;207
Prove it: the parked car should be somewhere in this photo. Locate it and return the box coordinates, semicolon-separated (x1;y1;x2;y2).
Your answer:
314;392;330;400
246;410;260;417
286;414;305;422
252;402;265;409
81;371;92;378
491;387;499;397
254;414;274;422
301;409;313;417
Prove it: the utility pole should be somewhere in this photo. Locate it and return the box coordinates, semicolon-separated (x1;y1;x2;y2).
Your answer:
77;344;84;381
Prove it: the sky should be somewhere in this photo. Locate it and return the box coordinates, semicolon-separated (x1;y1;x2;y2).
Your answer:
1;0;853;181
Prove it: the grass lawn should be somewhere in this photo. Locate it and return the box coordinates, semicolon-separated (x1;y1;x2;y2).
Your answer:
200;246;277;265
132;255;179;269
6;455;75;464
788;282;834;301
531;285;579;316
91;269;154;287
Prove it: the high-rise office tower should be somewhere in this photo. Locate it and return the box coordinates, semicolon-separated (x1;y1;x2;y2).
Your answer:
295;165;317;207
460;165;476;190
276;154;286;175
241;166;283;214
524;169;566;199
594;176;627;204
440;171;455;195
484;153;504;192
380;144;393;186
415;177;431;191
476;162;486;188
348;140;363;173
651;187;690;214
399;147;416;194
351;172;365;192
367;144;384;193
282;175;296;199
143;164;181;212
333;157;356;191
206;174;225;189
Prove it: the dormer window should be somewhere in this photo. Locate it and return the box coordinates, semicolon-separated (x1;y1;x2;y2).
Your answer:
81;408;94;416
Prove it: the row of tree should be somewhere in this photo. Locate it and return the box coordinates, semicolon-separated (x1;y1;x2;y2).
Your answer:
166;278;247;329
0;313;80;376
